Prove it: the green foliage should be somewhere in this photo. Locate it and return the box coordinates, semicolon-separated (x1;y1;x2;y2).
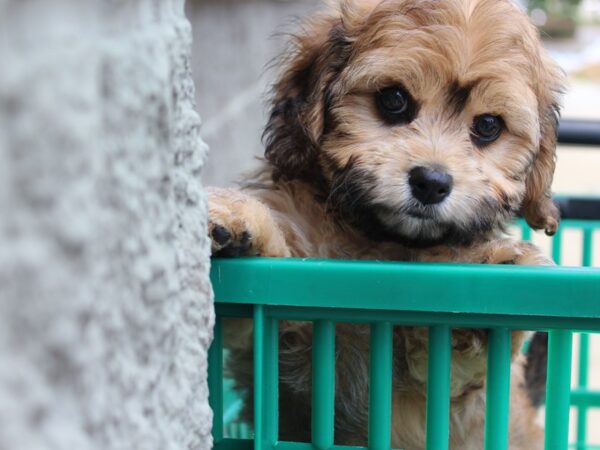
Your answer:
527;0;583;18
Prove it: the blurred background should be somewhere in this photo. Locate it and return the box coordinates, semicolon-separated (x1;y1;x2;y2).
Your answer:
187;0;319;187
186;0;600;444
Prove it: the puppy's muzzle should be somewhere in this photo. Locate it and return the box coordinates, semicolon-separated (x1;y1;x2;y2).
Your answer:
409;166;453;205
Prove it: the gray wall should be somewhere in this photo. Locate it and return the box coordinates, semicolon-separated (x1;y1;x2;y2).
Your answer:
187;0;320;187
0;1;213;449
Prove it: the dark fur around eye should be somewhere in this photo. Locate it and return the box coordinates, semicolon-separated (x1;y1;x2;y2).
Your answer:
471;114;504;146
375;86;417;125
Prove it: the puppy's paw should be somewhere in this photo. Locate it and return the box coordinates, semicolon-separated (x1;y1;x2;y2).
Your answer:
481;239;553;266
512;241;554;266
209;221;252;257
417;238;553;266
208;187;291;257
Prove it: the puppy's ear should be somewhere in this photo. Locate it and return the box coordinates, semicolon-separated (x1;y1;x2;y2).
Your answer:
263;7;353;180
521;56;564;236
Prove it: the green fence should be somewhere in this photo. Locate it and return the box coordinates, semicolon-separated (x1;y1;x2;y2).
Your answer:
208;218;600;450
531;218;600;450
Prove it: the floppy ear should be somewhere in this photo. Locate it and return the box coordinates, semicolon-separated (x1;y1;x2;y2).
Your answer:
263;7;353;181
521;56;565;236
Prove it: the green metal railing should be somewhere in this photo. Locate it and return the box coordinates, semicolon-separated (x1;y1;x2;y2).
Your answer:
529;218;600;450
208;216;600;450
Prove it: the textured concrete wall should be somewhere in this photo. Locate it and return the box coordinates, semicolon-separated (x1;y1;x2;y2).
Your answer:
187;0;319;186
0;1;213;449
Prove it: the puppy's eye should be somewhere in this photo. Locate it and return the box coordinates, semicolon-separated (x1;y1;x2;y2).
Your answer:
472;114;503;145
376;87;416;125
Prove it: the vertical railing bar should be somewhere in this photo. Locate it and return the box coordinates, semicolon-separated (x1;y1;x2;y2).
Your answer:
264;317;279;446
254;305;265;450
426;325;452;450
576;333;590;450
576;229;592;449
545;330;573;450
369;322;393;450
484;328;512;450
312;320;336;450
522;223;532;241
582;229;593;267
208;316;224;443
551;228;563;265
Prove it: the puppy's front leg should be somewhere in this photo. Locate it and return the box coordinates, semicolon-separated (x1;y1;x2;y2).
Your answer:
474;238;555;359
409;238;554;396
207;187;291;257
476;239;554;266
418;238;553;266
209;188;291;375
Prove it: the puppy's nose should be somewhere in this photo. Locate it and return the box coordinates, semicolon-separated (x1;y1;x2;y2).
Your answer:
409;166;453;205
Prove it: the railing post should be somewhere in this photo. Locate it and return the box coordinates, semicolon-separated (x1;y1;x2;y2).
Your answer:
254;305;265;450
576;229;593;449
551;228;563;265
582;228;593;267
576;333;590;450
264;317;279;446
545;330;573;450
312;320;336;450
369;322;393;450
208;316;224;443
521;223;532;241
426;325;452;450
484;328;512;450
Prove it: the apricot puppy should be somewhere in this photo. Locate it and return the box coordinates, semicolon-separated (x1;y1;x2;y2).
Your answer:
208;0;563;448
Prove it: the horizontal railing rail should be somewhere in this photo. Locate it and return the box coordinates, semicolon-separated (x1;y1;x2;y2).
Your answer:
558;119;600;146
211;258;600;331
556;198;600;221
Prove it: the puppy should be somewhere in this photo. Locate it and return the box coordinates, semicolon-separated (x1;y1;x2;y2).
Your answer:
208;0;563;448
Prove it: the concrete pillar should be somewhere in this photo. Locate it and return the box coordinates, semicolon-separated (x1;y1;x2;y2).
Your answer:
0;1;213;449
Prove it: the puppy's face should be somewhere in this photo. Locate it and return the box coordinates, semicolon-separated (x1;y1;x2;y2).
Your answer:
265;0;564;247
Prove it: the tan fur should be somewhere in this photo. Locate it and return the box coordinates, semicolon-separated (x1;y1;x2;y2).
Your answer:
208;0;563;448
208;187;291;257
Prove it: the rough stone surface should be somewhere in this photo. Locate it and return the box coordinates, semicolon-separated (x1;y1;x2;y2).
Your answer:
0;1;213;449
